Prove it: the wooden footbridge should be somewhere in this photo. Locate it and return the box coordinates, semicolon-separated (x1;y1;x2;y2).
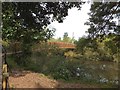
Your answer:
48;41;76;49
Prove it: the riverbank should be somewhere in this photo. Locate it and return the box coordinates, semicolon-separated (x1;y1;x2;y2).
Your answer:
9;71;106;88
6;54;119;88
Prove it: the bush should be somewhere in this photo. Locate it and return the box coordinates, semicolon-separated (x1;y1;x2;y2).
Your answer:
6;55;19;69
32;42;61;57
113;54;119;63
64;51;78;58
53;65;72;80
51;58;87;80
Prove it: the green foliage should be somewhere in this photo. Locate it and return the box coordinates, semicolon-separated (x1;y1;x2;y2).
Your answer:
113;54;119;63
57;37;62;42
0;40;9;47
83;47;99;61
76;37;89;54
63;32;73;43
5;42;21;53
32;41;60;56
85;2;120;38
63;32;68;41
52;65;72;80
2;2;84;53
75;35;120;62
6;55;19;69
104;34;119;54
2;2;83;42
64;51;78;58
49;32;76;43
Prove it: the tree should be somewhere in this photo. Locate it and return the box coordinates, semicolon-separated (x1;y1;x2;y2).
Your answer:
2;2;84;43
63;32;70;42
2;2;84;53
85;2;120;58
57;37;62;42
104;33;119;54
76;37;89;54
63;32;68;38
85;2;120;38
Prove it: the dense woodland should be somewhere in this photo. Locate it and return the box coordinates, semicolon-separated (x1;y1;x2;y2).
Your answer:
1;1;120;88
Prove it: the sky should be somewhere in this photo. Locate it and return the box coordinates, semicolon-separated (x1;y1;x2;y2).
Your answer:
48;2;91;40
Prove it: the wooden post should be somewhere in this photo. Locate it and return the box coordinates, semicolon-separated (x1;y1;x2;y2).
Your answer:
0;45;2;90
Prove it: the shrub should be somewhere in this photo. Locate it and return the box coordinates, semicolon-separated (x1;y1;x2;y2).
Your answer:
113;54;119;63
64;51;78;58
32;41;61;57
6;55;19;69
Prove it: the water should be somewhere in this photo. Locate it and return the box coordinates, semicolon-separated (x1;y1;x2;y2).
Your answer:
74;60;119;85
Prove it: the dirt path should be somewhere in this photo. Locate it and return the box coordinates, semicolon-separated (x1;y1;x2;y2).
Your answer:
9;72;58;88
9;71;100;88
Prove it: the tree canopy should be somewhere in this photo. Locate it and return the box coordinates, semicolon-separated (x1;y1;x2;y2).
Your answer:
2;2;84;43
85;2;120;38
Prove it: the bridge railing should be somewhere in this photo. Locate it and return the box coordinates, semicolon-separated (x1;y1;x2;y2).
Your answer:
48;41;76;49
